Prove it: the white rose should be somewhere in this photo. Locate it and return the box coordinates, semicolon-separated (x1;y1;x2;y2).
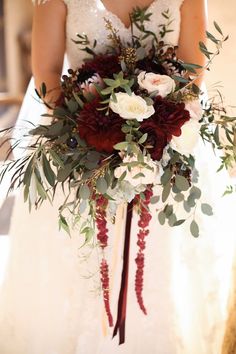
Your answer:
109;92;154;121
137;71;176;97
185;100;203;121
170;119;200;157
114;155;162;187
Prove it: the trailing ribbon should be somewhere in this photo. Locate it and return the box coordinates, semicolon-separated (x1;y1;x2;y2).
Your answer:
113;201;133;345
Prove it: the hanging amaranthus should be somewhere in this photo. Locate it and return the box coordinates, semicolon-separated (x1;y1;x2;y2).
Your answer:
134;188;153;314
95;195;113;327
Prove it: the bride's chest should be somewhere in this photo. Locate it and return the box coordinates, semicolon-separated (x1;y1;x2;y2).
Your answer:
64;0;183;68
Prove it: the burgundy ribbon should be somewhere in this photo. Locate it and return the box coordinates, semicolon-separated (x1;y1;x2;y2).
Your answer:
113;201;133;345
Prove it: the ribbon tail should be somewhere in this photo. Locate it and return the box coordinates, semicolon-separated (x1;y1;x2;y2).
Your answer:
113;201;133;345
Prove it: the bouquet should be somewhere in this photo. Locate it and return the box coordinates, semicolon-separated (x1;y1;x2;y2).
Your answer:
1;7;236;343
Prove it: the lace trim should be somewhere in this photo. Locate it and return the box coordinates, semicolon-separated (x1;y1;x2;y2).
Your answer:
32;0;68;5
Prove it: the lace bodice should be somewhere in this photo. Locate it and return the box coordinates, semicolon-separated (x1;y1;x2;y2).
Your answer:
34;0;184;70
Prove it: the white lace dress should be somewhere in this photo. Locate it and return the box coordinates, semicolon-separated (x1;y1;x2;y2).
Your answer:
0;1;235;353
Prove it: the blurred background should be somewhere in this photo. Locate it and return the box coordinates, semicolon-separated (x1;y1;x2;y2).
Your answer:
0;0;235;277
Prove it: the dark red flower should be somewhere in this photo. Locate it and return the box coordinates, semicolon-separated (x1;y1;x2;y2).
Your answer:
140;96;190;160
77;99;124;153
153;96;190;139
80;54;121;78
140;121;168;160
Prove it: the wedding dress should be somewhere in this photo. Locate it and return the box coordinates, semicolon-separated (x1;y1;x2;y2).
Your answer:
0;1;235;353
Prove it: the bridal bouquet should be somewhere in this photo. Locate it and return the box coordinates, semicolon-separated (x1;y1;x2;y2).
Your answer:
1;7;235;343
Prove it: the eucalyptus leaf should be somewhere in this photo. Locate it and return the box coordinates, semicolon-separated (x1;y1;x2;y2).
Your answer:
79;184;91;200
57;164;73;182
150;195;160;204
59;215;71;236
201;203;213;216
96;177;108;194
161;169;172;185
174;193;185;202
190;220;199;237
173;219;186;227
175;175;189;192
164;205;173;218
162;181;171;203
42;154;56;187
168;213;177;227
158;211;166;225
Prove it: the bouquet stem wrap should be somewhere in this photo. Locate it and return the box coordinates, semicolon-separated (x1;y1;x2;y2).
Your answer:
113;201;133;344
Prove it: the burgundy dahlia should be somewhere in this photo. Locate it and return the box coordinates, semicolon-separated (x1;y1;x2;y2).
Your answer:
80;54;121;78
140;96;190;160
140;122;168;161
77;99;125;153
152;96;190;140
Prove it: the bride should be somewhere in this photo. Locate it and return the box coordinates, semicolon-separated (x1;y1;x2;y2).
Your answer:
0;0;235;353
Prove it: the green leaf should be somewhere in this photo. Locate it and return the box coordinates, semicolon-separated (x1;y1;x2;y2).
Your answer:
173;219;186;227
79;200;88;214
96;177;108;194
187;195;196;208
67;99;79;114
50;150;64;168
161;169;172;185
201;203;213;216
57;164;73;182
175;175;189;192
214;21;223;36
42;154;56;187
59;215;71;236
168;213;177;227
41;82;47;97
150;195;160;204
79;184;91;200
113;142;129;150
172;75;190;84
158;211;166;225
190;220;199;237
190;186;202;200
103;78;116;86
183;200;191;213
138;133;148;144
174;193;185;202
162;181;171;203
164;204;173;218
101;87;113;95
206;31;219;44
73;93;84;108
118;170;127;182
23;157;34;188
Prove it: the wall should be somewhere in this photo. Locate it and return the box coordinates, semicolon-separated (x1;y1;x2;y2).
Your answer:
206;0;236;107
4;0;32;94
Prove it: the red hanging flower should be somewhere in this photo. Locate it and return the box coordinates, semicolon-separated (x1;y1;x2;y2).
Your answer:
134;188;153;315
96;195;113;327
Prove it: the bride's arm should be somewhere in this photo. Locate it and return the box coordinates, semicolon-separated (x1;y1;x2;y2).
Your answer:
32;0;67;104
177;0;208;86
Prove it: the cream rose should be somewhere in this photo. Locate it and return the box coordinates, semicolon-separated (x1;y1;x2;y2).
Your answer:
137;71;176;97
170;119;200;156
109;92;154;121
114;155;162;187
185;100;203;121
